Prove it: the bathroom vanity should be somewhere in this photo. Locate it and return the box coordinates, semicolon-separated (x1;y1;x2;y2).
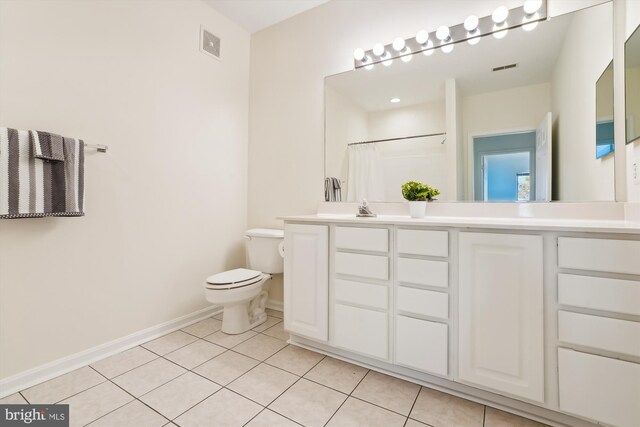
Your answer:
281;209;640;427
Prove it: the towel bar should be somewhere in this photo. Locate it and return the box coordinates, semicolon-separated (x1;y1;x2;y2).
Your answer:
85;144;108;153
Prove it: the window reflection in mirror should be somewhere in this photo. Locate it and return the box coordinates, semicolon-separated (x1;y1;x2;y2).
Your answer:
324;2;615;202
596;61;614;159
626;25;640;144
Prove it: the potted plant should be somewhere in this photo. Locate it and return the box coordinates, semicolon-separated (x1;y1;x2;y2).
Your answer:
401;181;440;218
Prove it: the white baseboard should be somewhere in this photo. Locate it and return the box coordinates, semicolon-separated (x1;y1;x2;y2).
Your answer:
0;305;222;399
266;299;283;312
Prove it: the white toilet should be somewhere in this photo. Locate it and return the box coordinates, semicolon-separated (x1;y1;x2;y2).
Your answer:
204;228;284;334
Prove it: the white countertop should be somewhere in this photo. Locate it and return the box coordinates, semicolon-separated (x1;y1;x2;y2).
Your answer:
279;214;640;234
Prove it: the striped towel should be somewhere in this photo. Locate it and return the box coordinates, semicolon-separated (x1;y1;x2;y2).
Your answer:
0;127;84;219
32;130;66;162
324;177;342;202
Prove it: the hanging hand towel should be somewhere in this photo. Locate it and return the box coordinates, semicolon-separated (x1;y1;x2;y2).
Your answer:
31;130;65;162
0;127;84;219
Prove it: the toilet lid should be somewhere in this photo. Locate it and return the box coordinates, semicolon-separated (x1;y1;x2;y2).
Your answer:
206;268;262;287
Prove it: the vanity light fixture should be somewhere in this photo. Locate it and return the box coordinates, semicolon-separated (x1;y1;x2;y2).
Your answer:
436;26;454;53
393;37;413;62
464;15;481;45
372;43;385;57
492;5;509;39
522;0;543;31
353;0;547;69
416;30;435;56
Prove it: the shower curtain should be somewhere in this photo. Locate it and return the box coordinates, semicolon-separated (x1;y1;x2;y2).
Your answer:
346;144;385;202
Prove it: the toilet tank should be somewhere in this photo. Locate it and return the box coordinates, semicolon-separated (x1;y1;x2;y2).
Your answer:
245;228;284;274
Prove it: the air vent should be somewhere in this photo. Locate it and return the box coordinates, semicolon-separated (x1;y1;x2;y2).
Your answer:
492;63;518;72
200;26;221;60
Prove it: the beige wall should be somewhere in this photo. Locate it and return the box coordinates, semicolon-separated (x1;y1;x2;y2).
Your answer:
324;86;368;182
461;83;552;199
0;0;250;378
551;3;615;201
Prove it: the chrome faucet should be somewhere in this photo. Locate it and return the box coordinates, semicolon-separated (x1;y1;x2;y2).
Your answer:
357;199;376;218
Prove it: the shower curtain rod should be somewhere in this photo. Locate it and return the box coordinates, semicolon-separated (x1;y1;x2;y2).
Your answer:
347;132;447;146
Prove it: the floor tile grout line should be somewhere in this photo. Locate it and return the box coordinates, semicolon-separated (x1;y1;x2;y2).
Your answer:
259;352;329;425
141;334;200;358
163;385;222;423
405;384;422;423
483;403;487;427
87;365;172;426
348;394;415;420
321;366;370;426
18;391;30;405
51;377;108;405
94;352;161;382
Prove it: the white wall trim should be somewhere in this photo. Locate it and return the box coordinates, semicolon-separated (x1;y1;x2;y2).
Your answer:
0;305;222;399
266;299;284;312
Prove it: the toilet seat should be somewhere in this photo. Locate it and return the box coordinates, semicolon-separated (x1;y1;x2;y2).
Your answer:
205;268;264;290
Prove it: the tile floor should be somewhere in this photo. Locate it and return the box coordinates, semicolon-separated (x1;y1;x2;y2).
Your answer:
1;309;549;427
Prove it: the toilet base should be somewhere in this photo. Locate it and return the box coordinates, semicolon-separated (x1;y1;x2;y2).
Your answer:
221;289;269;334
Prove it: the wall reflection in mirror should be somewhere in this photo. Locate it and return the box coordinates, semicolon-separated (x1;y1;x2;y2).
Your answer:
626;25;640;144
596;61;614;159
324;2;615;203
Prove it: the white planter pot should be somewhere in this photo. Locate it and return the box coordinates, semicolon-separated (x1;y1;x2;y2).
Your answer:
408;201;427;218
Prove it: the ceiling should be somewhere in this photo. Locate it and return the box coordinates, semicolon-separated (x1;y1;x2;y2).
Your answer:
204;0;330;33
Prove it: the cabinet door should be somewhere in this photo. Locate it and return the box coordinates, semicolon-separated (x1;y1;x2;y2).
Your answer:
284;224;329;342
458;232;544;403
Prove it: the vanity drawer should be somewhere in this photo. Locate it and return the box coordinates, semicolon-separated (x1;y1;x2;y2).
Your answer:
397;229;448;257
397;286;448;319
558;274;640;316
558;237;640;275
335;252;389;280
396;315;448;376
558;311;640;357
334;303;388;360
334;279;388;310
335;227;388;253
397;257;448;288
558;348;640;427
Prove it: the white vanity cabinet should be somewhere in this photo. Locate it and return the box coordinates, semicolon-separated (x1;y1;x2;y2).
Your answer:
457;232;545;403
283;223;329;342
282;217;640;427
394;228;450;377
331;226;391;361
556;237;640;427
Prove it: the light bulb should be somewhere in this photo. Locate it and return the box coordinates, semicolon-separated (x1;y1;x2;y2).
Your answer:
523;0;542;15
522;19;539;31
364;63;374;70
436;25;450;41
441;42;454;53
392;37;406;52
390;98;400;103
492;6;509;24
401;47;412;62
493;25;508;39
416;29;429;45
464;15;479;32
372;43;385;57
353;48;365;61
422;39;435;55
381;51;393;66
468;35;481;45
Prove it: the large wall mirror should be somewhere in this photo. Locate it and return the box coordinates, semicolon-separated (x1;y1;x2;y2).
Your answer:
324;2;615;203
626;24;640;144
